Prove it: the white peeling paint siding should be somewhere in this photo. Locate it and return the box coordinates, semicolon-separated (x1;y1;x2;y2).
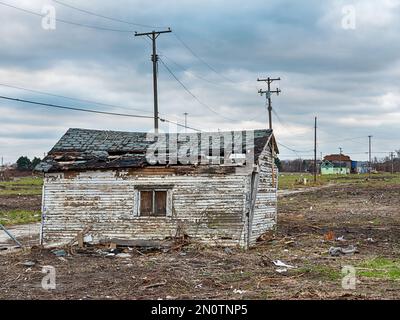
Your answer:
42;170;251;247
249;146;278;244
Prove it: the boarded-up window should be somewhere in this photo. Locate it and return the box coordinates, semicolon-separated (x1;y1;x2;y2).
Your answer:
140;191;153;216
154;191;167;216
140;190;167;216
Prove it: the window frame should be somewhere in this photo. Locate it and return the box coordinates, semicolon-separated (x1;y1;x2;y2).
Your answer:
133;186;173;218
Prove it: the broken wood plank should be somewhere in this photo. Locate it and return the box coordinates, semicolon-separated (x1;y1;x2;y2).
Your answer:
100;238;172;248
68;225;92;247
143;281;167;289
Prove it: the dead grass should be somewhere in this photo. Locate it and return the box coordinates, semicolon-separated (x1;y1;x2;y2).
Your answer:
278;172;400;190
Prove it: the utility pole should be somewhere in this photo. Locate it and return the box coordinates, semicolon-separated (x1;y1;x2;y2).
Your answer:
257;77;281;130
368;135;372;176
314;117;317;183
339;147;343;174
390;152;394;174
135;28;172;133
183;112;188;133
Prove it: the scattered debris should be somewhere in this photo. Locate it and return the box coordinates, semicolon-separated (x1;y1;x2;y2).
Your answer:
22;261;36;267
328;245;357;256
224;247;233;255
273;260;296;269
324;231;335;241
366;238;375;243
336;236;346;242
84;234;93;244
143;281;167;290
233;289;247;294
116;253;131;258
275;268;288;273
257;232;276;242
68;225;92;248
52;249;66;257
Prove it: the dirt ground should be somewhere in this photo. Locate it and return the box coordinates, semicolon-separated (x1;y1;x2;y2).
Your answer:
0;194;41;212
1;183;399;300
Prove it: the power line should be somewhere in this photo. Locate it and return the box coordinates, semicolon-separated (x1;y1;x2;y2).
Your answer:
0;95;203;132
272;108;287;128
161;55;221;86
0;83;153;114
0;82;203;131
0;95;154;118
52;0;161;29
161;118;201;132
159;57;240;122
172;33;236;84
0;1;134;33
277;142;314;154
47;0;238;85
51;0;246;86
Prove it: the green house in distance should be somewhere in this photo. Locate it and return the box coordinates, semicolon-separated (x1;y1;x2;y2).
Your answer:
320;154;352;175
321;160;350;175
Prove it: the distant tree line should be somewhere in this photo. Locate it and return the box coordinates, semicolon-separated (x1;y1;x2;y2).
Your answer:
16;156;41;171
373;150;400;173
280;159;316;173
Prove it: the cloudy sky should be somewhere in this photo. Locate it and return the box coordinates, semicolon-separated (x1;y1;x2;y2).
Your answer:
0;0;399;163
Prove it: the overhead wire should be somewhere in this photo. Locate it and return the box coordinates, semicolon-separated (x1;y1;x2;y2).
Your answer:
52;0;162;29
0;1;134;33
159;57;242;122
0;83;153;114
171;33;236;84
0;95;203;132
0;95;154;118
31;0;266;122
51;0;241;86
0;83;205;131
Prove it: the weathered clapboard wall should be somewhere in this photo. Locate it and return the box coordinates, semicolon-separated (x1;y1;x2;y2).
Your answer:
42;169;254;247
248;146;278;243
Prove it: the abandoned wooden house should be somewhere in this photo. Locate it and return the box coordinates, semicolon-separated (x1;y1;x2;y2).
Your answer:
36;128;279;248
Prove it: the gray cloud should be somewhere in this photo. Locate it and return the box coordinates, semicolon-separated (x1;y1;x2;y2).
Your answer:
0;0;399;163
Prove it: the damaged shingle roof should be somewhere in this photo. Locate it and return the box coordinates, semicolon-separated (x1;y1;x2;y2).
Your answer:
36;128;276;172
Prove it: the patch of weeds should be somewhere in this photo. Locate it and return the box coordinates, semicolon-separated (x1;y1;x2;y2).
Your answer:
297;264;341;281
367;218;383;225
357;257;400;280
0;177;43;196
0;210;41;225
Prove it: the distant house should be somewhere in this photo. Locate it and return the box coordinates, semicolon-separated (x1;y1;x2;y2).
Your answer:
36;128;279;248
321;154;352;175
353;161;369;174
